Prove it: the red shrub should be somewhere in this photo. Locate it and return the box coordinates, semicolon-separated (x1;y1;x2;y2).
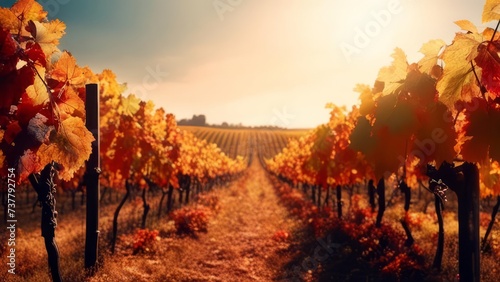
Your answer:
171;206;211;234
132;229;159;254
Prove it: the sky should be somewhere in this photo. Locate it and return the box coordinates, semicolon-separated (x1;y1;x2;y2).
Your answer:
1;0;493;128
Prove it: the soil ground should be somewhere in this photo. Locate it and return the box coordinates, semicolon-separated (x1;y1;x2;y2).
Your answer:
91;155;306;282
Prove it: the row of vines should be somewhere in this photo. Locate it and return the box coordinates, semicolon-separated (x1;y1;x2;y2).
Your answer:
0;0;246;280
266;1;500;281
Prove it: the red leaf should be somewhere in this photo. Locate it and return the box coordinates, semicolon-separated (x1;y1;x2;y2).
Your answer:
25;42;46;68
475;41;500;96
4;121;22;144
0;65;35;111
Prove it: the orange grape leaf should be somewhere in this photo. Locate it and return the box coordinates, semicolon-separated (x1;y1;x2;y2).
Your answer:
50;51;87;86
119;94;141;116
437;32;482;107
57;86;85;118
482;0;500;23
37;116;94;181
28;19;66;60
418;39;446;74
25;65;49;106
377;47;408;95
11;0;47;26
482;27;500;42
0;8;18;32
455;20;479;34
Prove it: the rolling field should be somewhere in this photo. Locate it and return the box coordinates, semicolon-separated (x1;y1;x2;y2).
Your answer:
179;126;309;163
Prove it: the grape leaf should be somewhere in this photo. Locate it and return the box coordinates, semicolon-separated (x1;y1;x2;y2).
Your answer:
418;39;446;74
28;19;66;61
50;51;87;86
37;116;94;180
25;65;49;106
349;116;374;154
480;161;500;196
25;42;46;68
27;113;54;143
460;98;497;162
377;48;408;96
354;84;375;116
11;0;46;27
0;27;18;75
372;127;408;179
18;149;42;182
4;121;22;145
0;65;35;111
437;32;483;107
455;20;479;34
475;41;500;96
0;8;18;33
119;94;141;116
489;109;500;162
404;70;438;105
482;0;500;23
56;86;85;118
413;102;457;167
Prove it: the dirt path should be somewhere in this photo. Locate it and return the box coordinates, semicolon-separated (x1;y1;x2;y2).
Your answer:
95;155;305;282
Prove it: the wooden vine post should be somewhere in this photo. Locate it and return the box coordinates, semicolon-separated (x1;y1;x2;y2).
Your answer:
429;162;480;282
84;84;101;272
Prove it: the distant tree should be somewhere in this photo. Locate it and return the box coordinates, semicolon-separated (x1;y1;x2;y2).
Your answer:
177;115;207;126
192;115;206;126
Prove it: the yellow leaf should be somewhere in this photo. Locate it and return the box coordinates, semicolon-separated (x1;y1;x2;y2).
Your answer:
418;39;446;74
37;117;94;181
377;48;408;95
454;20;479;33
119;94;141;116
482;0;500;23
29;19;66;60
25;65;49;106
437;32;483;107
